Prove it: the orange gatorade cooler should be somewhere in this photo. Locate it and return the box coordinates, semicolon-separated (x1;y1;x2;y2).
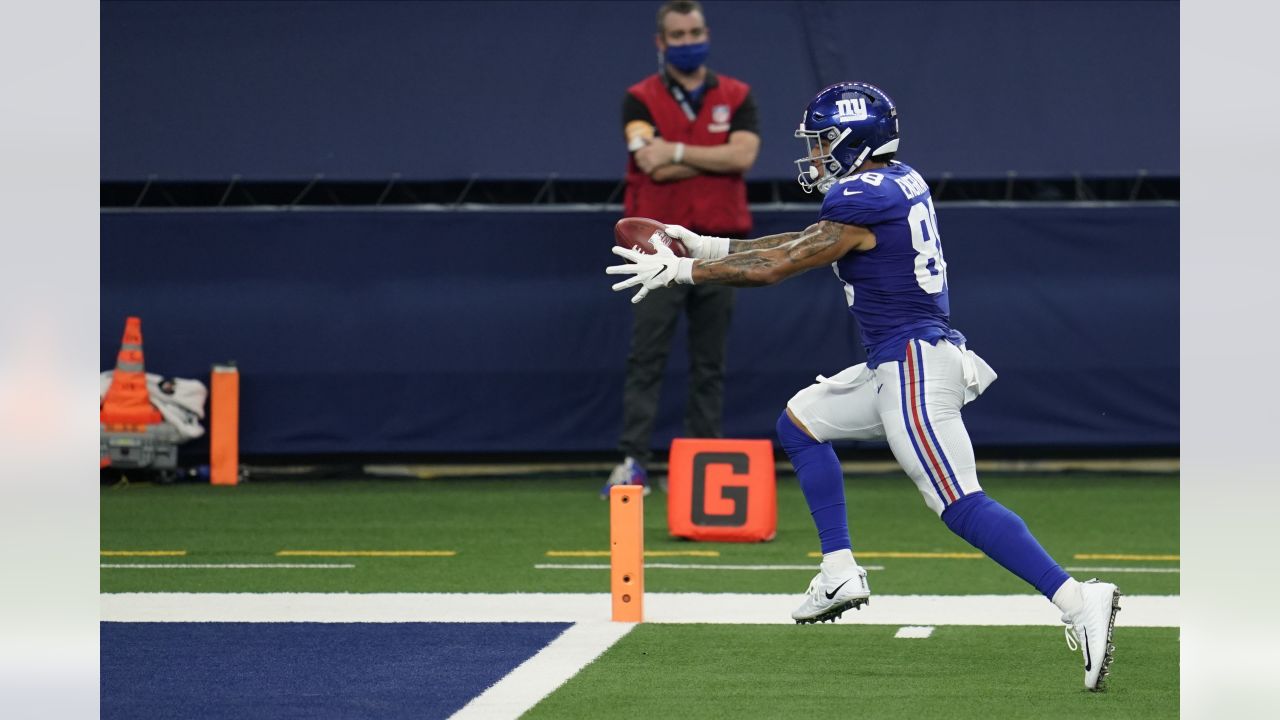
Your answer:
667;438;776;542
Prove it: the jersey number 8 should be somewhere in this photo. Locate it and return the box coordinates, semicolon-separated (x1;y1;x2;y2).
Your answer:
908;197;947;294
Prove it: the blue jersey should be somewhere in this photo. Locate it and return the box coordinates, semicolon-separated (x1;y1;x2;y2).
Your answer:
818;162;965;367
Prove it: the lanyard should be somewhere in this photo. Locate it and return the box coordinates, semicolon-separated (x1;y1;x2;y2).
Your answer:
660;68;698;122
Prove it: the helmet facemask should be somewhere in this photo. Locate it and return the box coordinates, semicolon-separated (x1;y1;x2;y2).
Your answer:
793;126;868;195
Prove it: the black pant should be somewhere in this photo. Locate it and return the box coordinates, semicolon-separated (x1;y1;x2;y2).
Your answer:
619;283;735;464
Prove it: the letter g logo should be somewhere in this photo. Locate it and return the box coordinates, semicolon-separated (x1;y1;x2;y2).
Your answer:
691;452;750;526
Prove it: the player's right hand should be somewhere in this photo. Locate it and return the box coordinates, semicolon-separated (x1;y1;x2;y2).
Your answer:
664;225;730;260
606;242;694;304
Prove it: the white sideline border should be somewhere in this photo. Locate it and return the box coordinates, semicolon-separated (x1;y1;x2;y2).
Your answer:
101;592;1179;627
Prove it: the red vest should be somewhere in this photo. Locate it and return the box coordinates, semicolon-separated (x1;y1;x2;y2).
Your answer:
624;73;753;237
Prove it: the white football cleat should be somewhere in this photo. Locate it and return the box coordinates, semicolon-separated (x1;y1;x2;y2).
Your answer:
1062;579;1121;691
791;565;870;624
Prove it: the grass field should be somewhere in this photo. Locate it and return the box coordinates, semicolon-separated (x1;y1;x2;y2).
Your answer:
101;471;1179;718
101;473;1178;595
528;625;1180;719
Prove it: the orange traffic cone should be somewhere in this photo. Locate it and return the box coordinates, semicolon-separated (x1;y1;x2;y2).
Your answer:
100;316;164;429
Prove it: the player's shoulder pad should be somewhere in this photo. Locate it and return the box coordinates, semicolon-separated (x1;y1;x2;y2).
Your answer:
822;170;902;215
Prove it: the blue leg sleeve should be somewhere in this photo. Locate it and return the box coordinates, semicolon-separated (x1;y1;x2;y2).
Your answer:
776;411;850;554
941;492;1070;598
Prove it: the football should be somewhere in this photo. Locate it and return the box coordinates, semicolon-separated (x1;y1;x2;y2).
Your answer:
613;217;689;257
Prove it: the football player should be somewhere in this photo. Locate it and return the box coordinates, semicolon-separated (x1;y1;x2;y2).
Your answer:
606;82;1120;691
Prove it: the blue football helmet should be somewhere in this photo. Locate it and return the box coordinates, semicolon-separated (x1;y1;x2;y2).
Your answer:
794;82;900;194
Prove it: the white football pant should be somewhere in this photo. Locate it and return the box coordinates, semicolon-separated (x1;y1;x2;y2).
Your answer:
786;339;998;516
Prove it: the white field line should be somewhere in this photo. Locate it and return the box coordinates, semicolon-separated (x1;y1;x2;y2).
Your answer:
894;626;935;639
1064;566;1180;574
448;620;634;720
534;563;885;571
100;564;355;569
100;592;1179;627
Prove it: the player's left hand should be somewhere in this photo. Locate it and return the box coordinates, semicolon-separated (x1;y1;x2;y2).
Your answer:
663;224;730;260
606;242;694;303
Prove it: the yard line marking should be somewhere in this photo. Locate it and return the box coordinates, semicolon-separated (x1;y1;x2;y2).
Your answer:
1065;566;1180;574
101;564;355;569
1073;553;1179;561
644;551;720;557
801;551;1180;562
276;550;456;557
808;551;983;559
100;550;186;557
546;550;720;558
535;563;886;571
448;620;634;720
545;551;612;558
101;592;1180;627
895;626;935;639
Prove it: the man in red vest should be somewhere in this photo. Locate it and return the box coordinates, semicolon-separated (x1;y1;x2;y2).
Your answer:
603;0;761;496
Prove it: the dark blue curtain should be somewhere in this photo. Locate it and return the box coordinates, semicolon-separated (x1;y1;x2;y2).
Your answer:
101;205;1177;454
102;1;1177;181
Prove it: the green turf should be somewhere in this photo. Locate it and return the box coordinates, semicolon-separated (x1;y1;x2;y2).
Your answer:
527;625;1179;719
100;473;1178;595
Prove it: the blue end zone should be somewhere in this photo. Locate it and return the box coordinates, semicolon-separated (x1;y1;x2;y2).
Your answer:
101;622;572;719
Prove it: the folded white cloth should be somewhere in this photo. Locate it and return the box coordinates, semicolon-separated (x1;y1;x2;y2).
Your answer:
100;371;208;439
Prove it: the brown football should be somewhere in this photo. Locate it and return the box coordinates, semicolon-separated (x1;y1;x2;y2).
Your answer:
613;217;689;257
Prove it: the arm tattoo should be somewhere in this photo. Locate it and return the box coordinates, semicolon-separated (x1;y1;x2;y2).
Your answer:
782;222;845;264
728;232;801;253
695;222;848;287
695;252;777;287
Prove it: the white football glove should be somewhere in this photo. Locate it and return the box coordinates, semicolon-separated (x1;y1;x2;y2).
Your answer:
663;224;731;260
606;242;695;303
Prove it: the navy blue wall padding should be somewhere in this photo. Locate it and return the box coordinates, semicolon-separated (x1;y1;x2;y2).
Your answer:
101;622;571;719
101;1;1178;181
100;205;1178;455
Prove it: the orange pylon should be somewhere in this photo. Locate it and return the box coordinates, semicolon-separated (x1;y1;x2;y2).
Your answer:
610;485;644;622
100;316;163;429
